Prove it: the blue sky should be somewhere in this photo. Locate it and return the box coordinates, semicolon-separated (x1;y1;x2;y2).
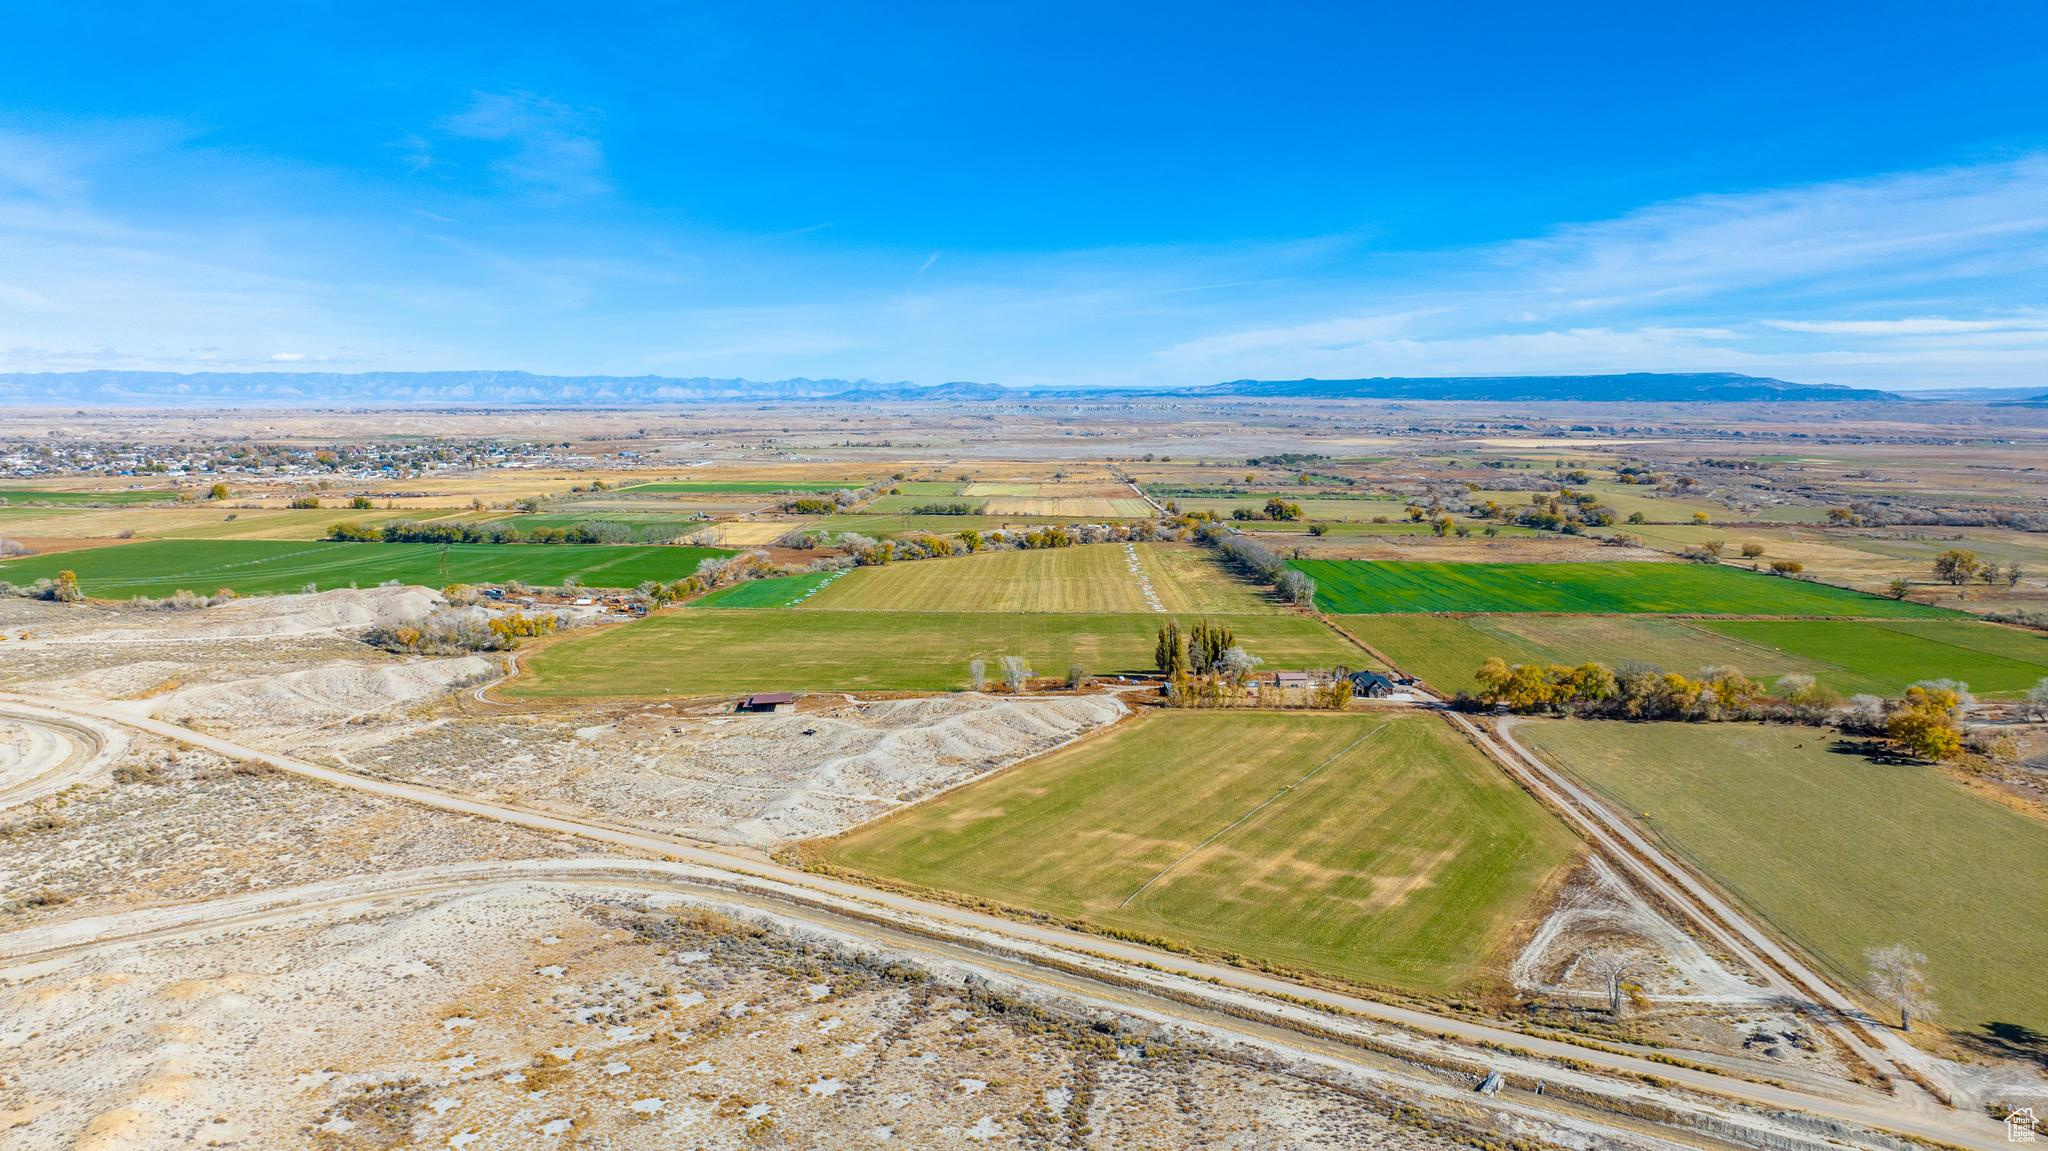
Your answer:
2;2;2045;389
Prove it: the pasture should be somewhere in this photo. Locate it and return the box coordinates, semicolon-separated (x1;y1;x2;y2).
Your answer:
1293;560;1953;617
820;711;1582;993
801;543;1275;614
0;539;734;597
1340;615;1828;693
1697;619;2048;699
511;609;1368;695
1517;721;2048;1034
1345;614;2048;698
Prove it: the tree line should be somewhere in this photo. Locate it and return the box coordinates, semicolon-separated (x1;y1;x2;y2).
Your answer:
329;519;700;546
1463;656;1996;761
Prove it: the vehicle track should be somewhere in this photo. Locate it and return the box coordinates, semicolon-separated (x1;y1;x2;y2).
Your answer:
0;706;125;809
0;859;1939;1151
0;690;2006;1149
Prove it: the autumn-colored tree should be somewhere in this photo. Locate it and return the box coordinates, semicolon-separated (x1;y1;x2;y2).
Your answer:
1886;685;1965;760
1559;662;1617;704
1932;549;1981;586
1262;497;1303;521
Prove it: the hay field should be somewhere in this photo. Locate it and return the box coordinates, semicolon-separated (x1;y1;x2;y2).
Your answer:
511;610;1367;695
0;539;734;597
1169;495;1402;521
704;520;806;545
1517;721;2048;1033
821;711;1581;993
801;543;1274;614
1294;560;1953;617
980;496;1155;518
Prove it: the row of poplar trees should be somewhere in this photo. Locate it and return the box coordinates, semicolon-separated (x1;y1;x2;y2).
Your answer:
1154;618;1234;677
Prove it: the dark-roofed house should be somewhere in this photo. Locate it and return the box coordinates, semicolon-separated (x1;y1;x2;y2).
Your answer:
1349;671;1397;698
737;691;797;714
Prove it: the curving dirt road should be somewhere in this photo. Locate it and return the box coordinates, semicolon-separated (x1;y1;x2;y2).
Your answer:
0;706;126;809
0;690;2011;1150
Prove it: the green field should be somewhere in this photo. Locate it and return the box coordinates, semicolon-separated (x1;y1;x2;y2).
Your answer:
0;539;735;597
492;512;712;541
1697;619;2048;699
893;481;966;496
1343;614;2048;698
801;544;1275;615
822;711;1582;992
1294;560;1953;617
1517;721;2048;1034
860;494;989;515
511;609;1370;695
0;487;184;506
1341;615;1826;693
689;570;843;608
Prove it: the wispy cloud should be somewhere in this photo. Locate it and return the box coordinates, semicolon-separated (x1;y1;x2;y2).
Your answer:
1764;315;2048;335
435;91;610;198
2;111;2045;389
1143;155;2048;386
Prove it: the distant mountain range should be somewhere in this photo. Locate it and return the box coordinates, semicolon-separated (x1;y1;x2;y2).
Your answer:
0;368;1908;406
1191;372;1900;403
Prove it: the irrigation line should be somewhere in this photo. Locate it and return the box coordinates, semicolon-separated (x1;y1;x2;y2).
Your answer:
1115;722;1388;910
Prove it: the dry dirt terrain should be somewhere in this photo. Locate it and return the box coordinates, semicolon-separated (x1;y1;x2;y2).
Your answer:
1;880;1521;1151
319;692;1128;846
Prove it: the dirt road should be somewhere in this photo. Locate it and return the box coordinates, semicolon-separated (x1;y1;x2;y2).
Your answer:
1473;714;1956;1102
1;689;2012;1150
0;706;124;809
